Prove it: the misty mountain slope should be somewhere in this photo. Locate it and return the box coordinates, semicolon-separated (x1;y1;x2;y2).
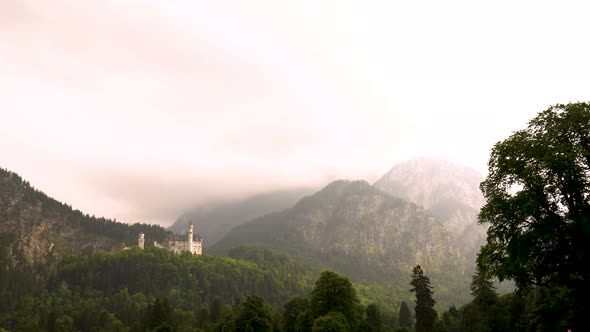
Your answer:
212;180;470;304
373;158;487;259
0;167;170;267
169;188;314;247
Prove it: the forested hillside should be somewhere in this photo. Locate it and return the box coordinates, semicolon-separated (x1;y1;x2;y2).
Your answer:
0;245;406;331
0;167;170;267
213;180;470;306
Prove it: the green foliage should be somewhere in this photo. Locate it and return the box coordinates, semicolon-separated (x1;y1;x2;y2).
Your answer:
283;297;310;332
436;305;460;332
143;298;172;331
233;295;274;332
55;247;314;308
410;265;437;332
398;301;412;328
359;303;383;332
478;102;590;329
0;244;320;331
469;268;497;307
312;312;350;332
311;271;360;331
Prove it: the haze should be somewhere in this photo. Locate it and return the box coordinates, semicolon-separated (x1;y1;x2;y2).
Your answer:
1;0;589;226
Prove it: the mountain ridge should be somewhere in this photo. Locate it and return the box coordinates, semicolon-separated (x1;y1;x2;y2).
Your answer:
0;167;170;267
374;157;487;260
212;179;471;305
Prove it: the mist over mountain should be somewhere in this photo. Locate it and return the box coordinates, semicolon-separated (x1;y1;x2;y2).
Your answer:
374;158;487;259
169;188;315;247
212;180;471;305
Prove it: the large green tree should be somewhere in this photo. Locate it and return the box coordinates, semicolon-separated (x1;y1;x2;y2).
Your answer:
477;102;590;329
410;265;437;332
283;297;310;332
310;271;360;331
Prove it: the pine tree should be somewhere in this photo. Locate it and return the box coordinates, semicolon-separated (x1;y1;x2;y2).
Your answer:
398;301;412;328
410;265;437;332
360;303;383;332
470;268;497;306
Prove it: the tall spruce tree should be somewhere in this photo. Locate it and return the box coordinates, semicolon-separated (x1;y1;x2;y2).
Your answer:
410;265;437;332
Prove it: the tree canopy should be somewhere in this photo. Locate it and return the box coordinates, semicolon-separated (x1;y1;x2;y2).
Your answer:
233;295;274;332
477;102;590;329
310;271;360;331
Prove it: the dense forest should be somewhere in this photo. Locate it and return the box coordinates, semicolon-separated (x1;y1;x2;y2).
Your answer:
0;244;568;332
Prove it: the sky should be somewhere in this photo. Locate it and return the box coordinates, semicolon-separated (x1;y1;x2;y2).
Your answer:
1;0;589;226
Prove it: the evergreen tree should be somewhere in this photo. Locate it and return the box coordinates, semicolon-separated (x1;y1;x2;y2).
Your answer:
398;301;412;328
143;298;172;330
470;268;497;307
359;303;383;332
410;265;437;332
209;297;223;323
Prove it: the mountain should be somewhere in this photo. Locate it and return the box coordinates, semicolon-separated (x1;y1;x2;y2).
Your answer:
0;167;170;267
373;158;486;260
170;188;314;247
212;180;470;305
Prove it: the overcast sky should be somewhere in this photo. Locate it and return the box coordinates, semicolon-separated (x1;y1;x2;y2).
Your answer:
1;0;589;226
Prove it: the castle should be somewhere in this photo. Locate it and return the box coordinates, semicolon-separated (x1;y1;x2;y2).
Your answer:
138;222;202;255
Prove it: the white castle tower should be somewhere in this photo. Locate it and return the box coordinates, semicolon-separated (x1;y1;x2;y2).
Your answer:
169;221;202;255
138;233;145;249
188;222;193;249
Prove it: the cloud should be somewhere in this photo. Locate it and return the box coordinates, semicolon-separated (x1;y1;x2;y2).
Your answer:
1;0;590;225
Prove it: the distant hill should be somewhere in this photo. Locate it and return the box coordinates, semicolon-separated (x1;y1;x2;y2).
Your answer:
170;188;314;247
0;167;170;267
212;180;470;305
373;158;487;260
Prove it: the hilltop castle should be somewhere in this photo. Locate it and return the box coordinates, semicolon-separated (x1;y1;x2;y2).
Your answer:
138;222;202;255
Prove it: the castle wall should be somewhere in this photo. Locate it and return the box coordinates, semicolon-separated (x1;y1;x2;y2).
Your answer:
142;224;202;255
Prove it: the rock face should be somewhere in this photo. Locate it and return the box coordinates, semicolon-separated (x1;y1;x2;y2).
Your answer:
373;158;487;259
170;188;314;247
